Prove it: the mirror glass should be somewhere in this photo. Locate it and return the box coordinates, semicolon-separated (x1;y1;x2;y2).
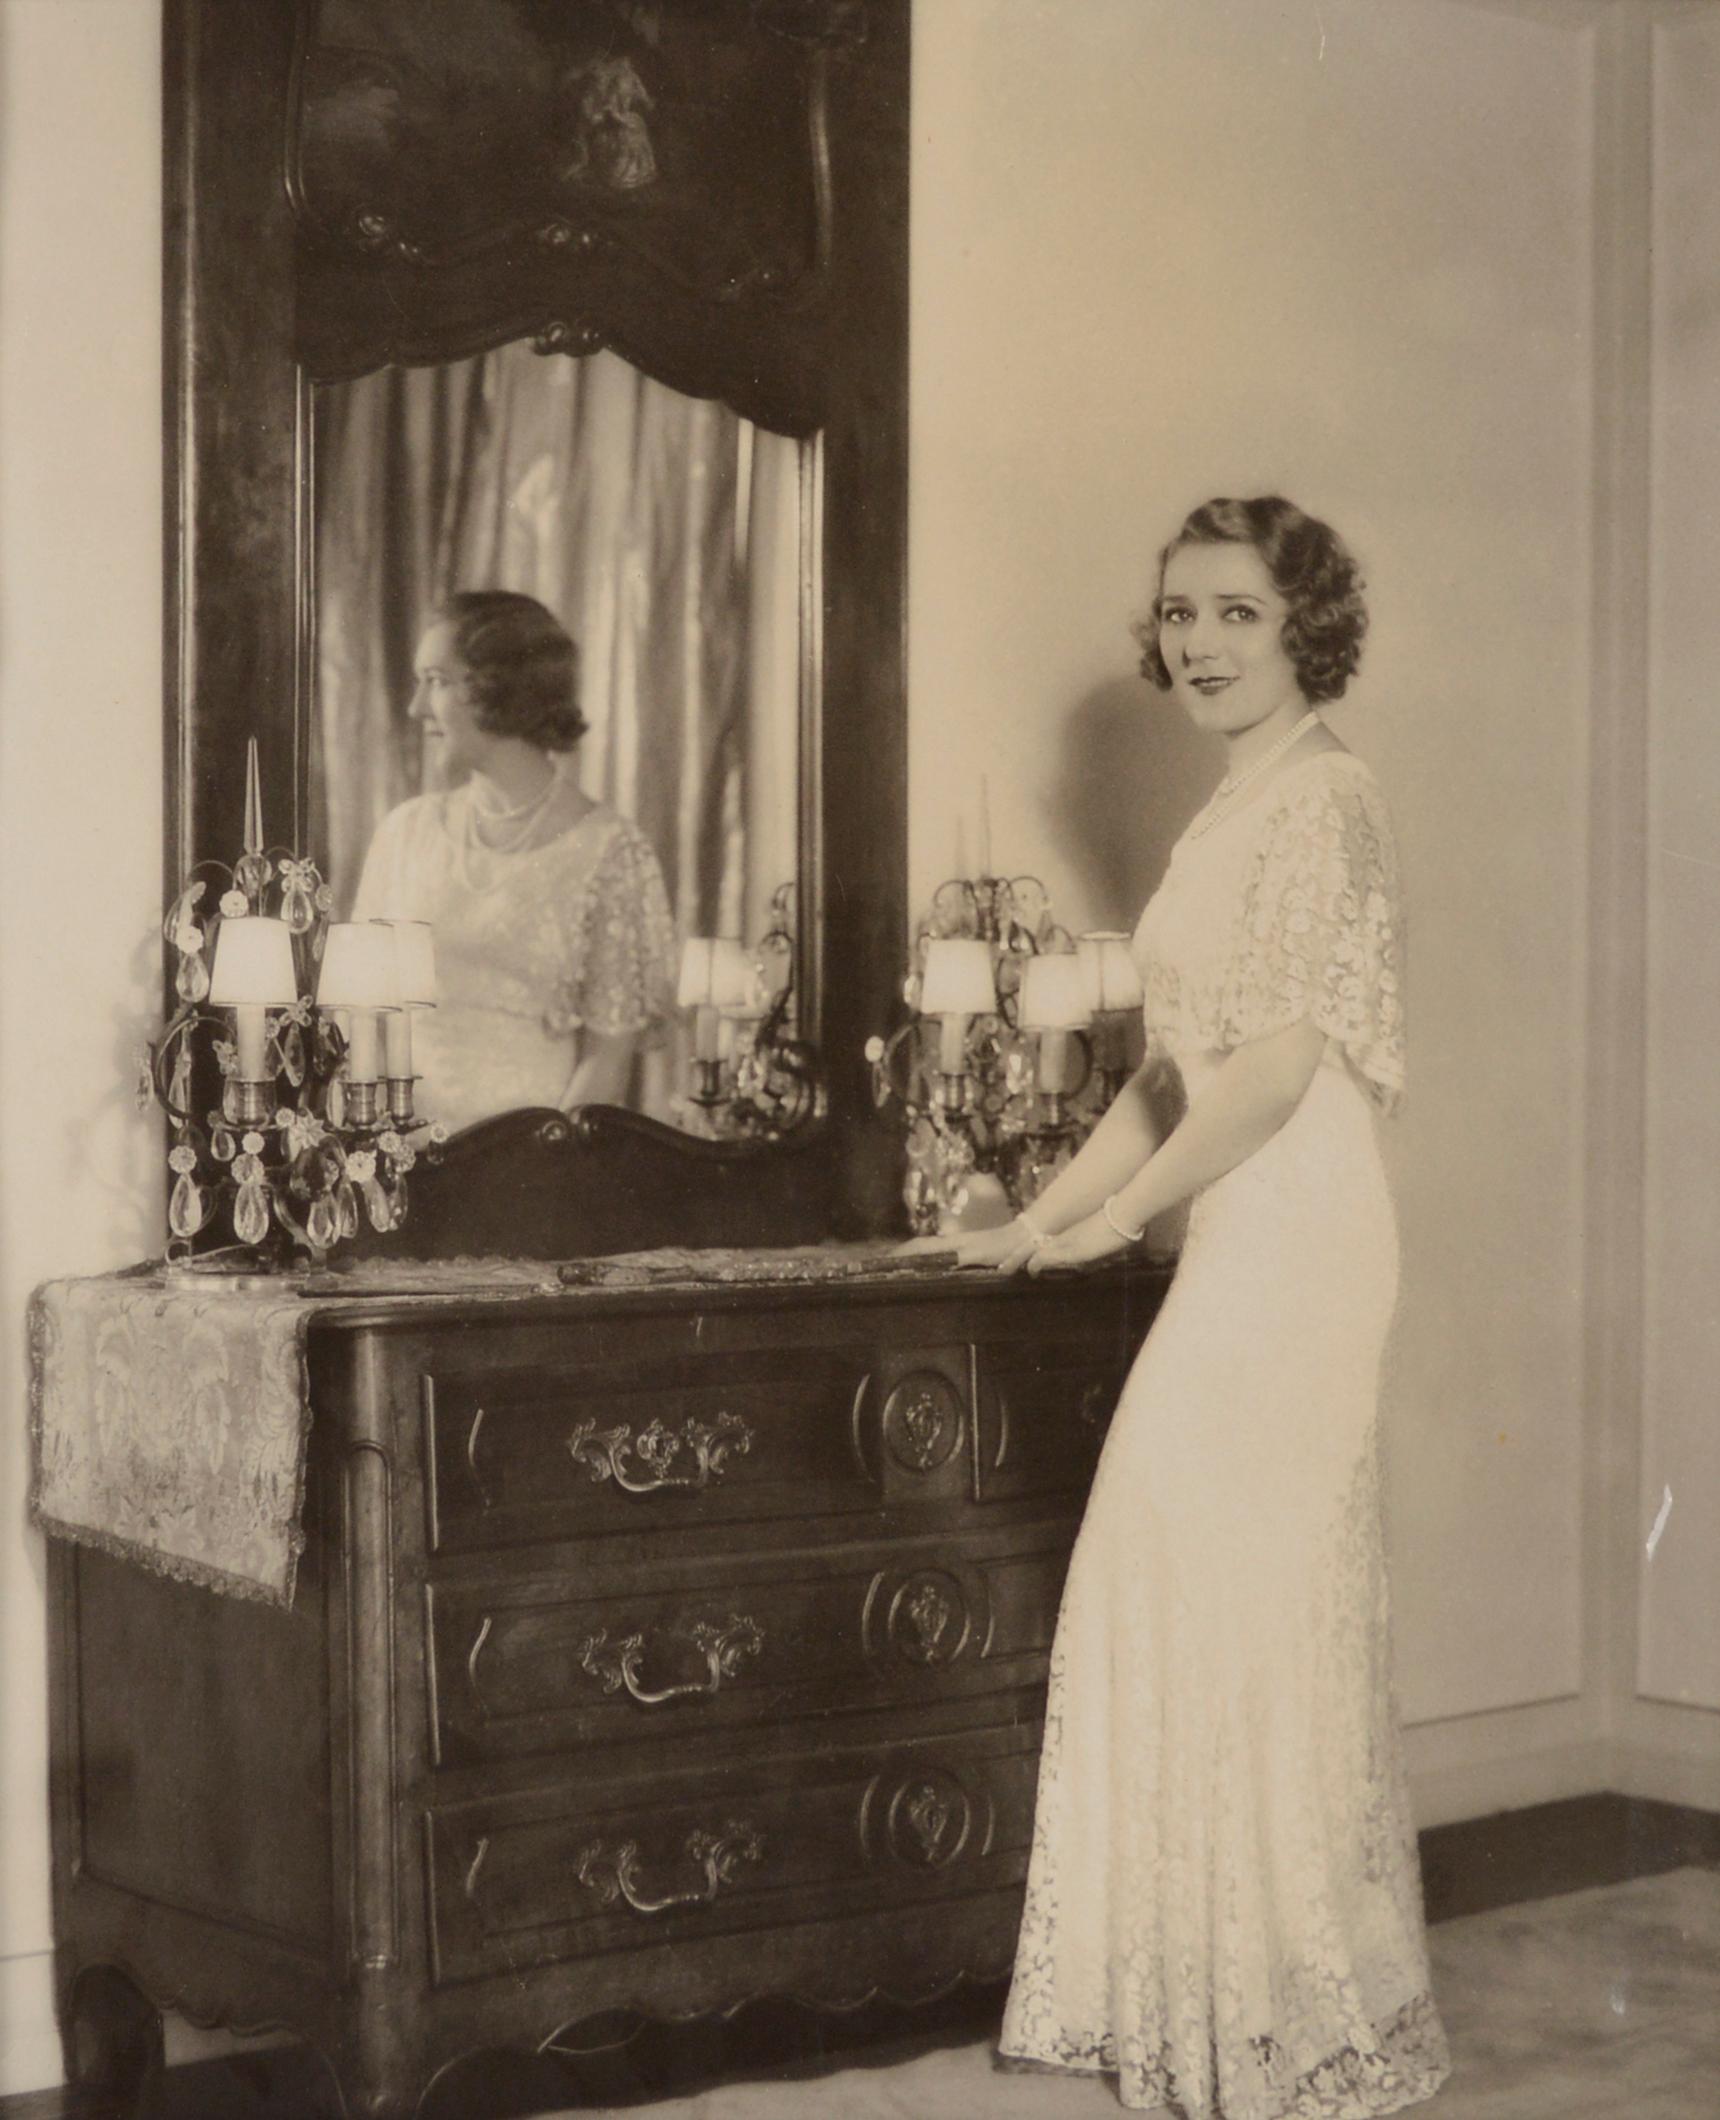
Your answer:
310;341;808;1130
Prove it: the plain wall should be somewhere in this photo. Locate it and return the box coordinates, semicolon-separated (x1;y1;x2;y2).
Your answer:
1635;7;1720;1752
910;0;1596;1816
0;0;164;2091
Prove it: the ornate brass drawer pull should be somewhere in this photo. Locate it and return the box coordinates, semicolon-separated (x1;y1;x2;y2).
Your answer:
566;1411;753;1494
576;1821;764;1917
578;1614;764;1705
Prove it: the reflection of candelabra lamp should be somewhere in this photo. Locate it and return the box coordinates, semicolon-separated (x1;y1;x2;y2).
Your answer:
143;743;443;1269
675;884;824;1140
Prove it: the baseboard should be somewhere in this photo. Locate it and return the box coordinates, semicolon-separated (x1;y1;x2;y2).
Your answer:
6;1791;1716;2115
1419;1790;1720;1924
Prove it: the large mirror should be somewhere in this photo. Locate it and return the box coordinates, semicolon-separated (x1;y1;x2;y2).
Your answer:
312;344;812;1127
164;0;908;1251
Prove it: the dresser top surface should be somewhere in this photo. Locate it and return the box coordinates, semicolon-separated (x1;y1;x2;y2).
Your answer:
291;1244;1171;1334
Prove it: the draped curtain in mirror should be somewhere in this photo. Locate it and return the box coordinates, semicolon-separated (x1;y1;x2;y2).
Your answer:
313;344;800;940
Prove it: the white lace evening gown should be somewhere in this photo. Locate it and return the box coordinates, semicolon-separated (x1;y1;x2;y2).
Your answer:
353;782;676;1134
999;752;1451;2119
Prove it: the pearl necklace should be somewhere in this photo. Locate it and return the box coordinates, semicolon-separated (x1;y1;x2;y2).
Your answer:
1186;709;1323;841
456;768;559;891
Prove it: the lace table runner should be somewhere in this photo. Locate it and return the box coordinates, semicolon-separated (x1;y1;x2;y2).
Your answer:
29;1275;314;1607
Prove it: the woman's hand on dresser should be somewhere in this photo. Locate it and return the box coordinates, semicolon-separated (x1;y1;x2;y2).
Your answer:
1022;1212;1130;1276
898;1218;1043;1273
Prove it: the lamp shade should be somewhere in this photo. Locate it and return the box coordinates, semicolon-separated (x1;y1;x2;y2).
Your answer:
1078;930;1145;1013
317;922;402;1009
919;937;995;1016
372;919;436;1008
208;915;298;1007
677;937;755;1010
721;954;775;1020
1019;951;1093;1031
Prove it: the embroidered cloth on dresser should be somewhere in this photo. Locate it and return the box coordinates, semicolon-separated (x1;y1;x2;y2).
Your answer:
26;1261;567;1605
29;1276;314;1607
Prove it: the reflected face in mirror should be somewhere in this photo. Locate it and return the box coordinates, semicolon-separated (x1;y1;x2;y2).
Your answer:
408;622;487;777
314;343;810;1133
350;588;677;1133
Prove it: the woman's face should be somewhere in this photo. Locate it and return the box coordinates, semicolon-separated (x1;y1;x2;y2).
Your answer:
409;621;490;776
1156;541;1304;737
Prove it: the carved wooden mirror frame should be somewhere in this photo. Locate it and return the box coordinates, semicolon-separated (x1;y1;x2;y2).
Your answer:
163;0;908;1255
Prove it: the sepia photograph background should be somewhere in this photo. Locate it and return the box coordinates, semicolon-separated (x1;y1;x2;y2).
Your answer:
2;0;1717;2100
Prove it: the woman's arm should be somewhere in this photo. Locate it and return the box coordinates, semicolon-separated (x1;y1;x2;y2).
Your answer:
562;1029;640;1109
1021;1018;1326;1274
1013;1059;1164;1231
922;1057;1162;1267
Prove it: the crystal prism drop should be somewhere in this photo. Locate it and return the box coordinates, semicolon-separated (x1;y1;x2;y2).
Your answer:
176;952;210;1005
283;884;315;936
221;1079;242;1124
326;1074;347;1128
336;1181;359;1241
234;1180;270;1247
281;1022;306;1087
168;1173;206;1239
388;1176;407;1230
170;1046;195;1113
306;1196;337;1250
362;1177;393;1232
210;1126;237;1163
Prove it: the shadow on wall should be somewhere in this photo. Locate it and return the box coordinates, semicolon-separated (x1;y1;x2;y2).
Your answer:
1048;676;1217;926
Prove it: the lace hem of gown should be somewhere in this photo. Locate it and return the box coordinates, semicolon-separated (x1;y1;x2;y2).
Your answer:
998;1990;1450;2119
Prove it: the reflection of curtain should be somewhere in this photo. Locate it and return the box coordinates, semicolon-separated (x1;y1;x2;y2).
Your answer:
314;345;799;941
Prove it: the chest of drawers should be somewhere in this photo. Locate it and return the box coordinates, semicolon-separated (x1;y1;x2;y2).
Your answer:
48;1260;1164;2118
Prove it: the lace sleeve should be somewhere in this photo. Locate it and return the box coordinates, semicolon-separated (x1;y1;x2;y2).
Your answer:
570;822;678;1040
1219;770;1406;1114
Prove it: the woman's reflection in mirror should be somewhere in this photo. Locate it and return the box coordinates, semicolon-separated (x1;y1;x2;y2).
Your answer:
352;590;676;1133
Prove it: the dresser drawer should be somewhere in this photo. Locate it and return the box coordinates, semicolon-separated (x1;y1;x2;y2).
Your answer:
422;1331;984;1555
426;1527;1073;1766
425;1721;1041;1985
973;1334;1135;1505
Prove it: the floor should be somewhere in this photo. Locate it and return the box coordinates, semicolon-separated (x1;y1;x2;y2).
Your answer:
502;1867;1720;2120
20;1867;1718;2118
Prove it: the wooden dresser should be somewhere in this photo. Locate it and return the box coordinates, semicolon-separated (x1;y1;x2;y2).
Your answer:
50;1258;1165;2118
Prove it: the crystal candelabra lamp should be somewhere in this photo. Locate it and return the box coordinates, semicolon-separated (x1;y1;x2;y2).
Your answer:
143;742;442;1268
675;883;824;1139
1076;930;1146;1102
868;869;1131;1234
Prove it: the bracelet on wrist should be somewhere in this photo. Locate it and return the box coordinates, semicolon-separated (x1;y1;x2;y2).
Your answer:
1101;1194;1146;1245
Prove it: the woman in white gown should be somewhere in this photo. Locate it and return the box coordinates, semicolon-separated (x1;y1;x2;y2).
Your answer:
353;591;675;1134
948;498;1451;2118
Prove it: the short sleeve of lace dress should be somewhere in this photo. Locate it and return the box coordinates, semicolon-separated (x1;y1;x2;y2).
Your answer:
574;821;678;1041
1219;767;1406;1115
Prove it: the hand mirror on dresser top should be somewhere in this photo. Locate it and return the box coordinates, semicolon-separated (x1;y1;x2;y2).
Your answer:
166;0;908;1257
